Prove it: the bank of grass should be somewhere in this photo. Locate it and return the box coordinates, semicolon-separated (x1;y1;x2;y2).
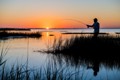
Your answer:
0;44;8;66
40;35;120;68
1;35;120;80
0;31;42;38
0;59;82;80
0;44;84;80
0;28;30;31
44;35;120;54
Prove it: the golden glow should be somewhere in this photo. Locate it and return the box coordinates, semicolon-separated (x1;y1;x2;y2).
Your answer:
0;0;120;28
46;27;49;30
46;32;49;37
42;20;53;28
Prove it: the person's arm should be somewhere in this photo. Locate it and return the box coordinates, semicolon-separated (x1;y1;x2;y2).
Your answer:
86;24;94;28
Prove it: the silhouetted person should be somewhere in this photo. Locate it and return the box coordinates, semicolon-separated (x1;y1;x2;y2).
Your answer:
93;62;99;76
87;18;100;37
87;60;100;76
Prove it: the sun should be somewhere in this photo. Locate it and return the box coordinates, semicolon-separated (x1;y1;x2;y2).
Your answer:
43;24;52;29
46;27;49;30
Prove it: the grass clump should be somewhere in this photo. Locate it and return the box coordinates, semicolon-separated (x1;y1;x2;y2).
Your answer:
40;35;120;68
45;35;120;55
0;31;42;38
0;43;82;80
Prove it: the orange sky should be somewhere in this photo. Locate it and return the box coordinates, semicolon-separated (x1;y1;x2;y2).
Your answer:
0;0;120;28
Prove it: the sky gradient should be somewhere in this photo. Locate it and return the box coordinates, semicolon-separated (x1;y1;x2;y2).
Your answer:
0;0;120;28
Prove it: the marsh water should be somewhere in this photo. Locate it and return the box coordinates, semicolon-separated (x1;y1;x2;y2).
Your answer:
0;29;120;80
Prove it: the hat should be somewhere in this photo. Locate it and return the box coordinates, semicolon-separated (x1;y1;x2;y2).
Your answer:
94;18;98;21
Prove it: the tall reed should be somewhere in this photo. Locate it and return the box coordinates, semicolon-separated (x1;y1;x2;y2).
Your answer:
0;31;42;38
0;42;84;80
44;35;120;54
0;42;9;66
40;35;120;68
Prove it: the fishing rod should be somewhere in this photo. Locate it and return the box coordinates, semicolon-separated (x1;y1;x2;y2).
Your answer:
64;19;87;25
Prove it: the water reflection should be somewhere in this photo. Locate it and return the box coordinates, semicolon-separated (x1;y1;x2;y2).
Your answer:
87;60;100;76
42;32;120;78
48;52;120;78
40;31;120;78
0;30;120;80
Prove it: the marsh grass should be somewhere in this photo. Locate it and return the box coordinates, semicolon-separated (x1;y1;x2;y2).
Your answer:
0;43;84;80
0;31;42;38
0;63;33;80
1;34;120;80
40;34;120;68
0;28;30;31
0;43;9;66
43;35;120;54
0;59;83;80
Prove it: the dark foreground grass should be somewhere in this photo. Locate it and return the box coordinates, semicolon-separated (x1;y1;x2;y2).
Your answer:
1;35;120;80
39;35;120;68
0;28;30;31
62;32;107;34
0;44;84;80
0;62;82;80
0;31;42;38
44;35;120;54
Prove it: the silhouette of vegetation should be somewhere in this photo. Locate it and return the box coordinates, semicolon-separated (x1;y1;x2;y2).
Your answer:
42;35;120;54
0;31;42;38
36;35;120;77
0;28;30;31
0;48;84;80
1;35;120;80
62;32;107;34
39;35;120;67
0;42;82;80
116;32;120;34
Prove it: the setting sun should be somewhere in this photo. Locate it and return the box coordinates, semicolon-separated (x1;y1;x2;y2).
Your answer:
46;27;49;30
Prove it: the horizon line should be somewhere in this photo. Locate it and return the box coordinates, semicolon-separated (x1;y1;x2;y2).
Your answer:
0;27;120;29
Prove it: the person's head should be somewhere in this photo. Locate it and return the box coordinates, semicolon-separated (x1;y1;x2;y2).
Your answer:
93;18;98;23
